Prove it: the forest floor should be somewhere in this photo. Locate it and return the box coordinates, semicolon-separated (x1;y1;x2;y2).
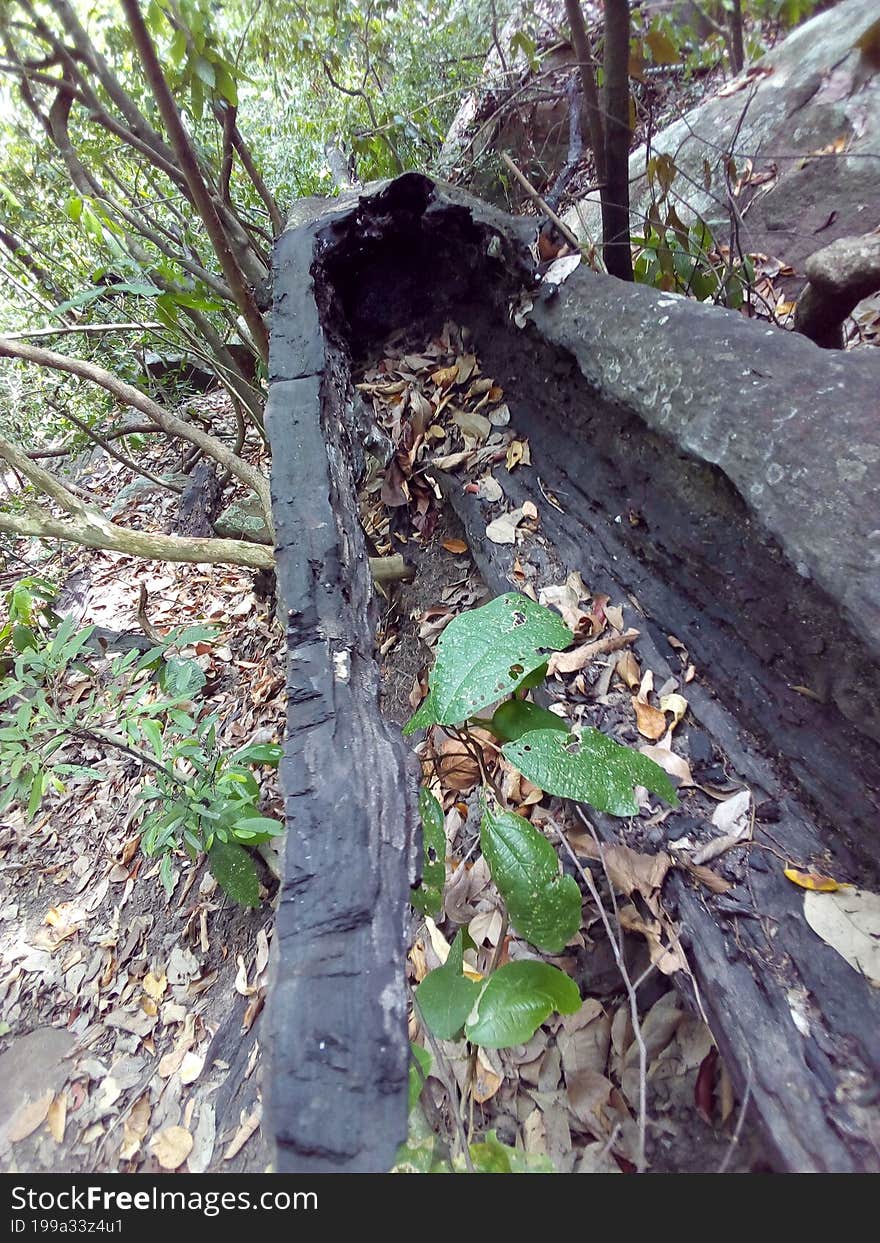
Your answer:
0;394;283;1173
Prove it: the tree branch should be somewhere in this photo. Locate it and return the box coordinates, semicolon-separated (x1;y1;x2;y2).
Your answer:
0;336;272;528
120;0;269;362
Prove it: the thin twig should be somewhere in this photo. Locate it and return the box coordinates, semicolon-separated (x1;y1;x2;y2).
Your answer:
412;994;475;1172
718;1054;753;1173
555;818;649;1171
500;153;582;251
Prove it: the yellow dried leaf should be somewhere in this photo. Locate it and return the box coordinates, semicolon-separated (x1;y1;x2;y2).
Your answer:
473;1049;503;1103
46;1093;67;1144
149;1124;193;1171
120;1094;151;1161
506;439;530;471
143;971;167;1001
223;1108;261;1161
784;867;842;893
632;696;667;740
179;1050;205;1085
430;364;458;389
409;939;428;982
660;693;688;729
441;538;468;554
616;649;641;689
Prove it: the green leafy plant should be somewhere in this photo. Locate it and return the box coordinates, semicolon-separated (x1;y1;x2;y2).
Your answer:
0;603;282;906
406;592;678;1054
634;154;756;308
0;574;59;658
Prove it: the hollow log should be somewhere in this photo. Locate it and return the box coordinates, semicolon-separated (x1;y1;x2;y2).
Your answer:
267;173;880;1172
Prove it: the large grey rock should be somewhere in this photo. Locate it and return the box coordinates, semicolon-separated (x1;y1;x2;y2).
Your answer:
530;266;880;731
564;0;880;293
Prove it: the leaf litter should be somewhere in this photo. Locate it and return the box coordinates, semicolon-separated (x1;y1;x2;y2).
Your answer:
0;388;282;1172
357;326;767;1172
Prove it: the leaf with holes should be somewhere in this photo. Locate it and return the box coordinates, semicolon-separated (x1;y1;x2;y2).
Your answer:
480;806;581;952
503;727;679;817
415;930;481;1040
465;960;580;1048
489;698;569;743
403;594;572;733
411;787;446;917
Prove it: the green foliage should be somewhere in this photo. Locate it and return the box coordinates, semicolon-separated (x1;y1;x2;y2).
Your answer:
414;930;481;1041
489;696;569;743
403;592;573;733
411;592;680;1055
635;154;756;308
464;960;581;1048
465;1130;554;1173
0;574;59;658
0;595;282;906
411;786;446;917
408;1043;432;1113
503;727;679;817
480;805;581;953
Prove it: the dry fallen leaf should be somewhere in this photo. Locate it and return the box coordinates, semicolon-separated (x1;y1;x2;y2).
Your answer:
803;887;880;984
616;649;641;689
632;696;667;740
485;508;524;545
120;1094;152;1161
660;693;688;730
550;627;639;676
7;1090;54;1143
441;538;468;554
784;867;843;893
46;1093;67;1144
149;1124;194;1170
224;1107;261;1161
639;739;693;787
506;439;530;471
143;971;167;1001
473;1047;503;1103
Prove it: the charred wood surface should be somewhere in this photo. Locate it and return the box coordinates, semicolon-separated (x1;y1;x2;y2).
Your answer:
268;173;880;1172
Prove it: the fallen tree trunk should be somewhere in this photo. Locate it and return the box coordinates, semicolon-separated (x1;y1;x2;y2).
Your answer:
267;173;880;1172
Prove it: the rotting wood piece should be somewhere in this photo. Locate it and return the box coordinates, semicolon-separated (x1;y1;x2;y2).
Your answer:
269;173;880;1172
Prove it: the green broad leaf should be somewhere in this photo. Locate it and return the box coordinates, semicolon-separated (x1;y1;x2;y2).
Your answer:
480;807;581;953
402;688;437;736
414;594;573;729
195;55;216;88
411;787;446;917
215;63;239;106
233;743;283;767
512;660;548;693
466;1130;554;1173
465;960;580;1049
489;698;569;743
408;1043;432;1113
170;27;187;65
140;718;164;761
414;930;481;1041
503;727;679;817
160;657;206;699
207;840;261;908
26;769;44;820
11;624;37;653
159;852;175;897
393;1134;451;1174
52;764;105;781
230;815;284;844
